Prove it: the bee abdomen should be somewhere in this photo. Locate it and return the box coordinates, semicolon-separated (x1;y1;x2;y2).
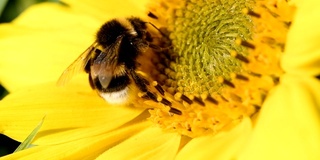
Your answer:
94;75;130;93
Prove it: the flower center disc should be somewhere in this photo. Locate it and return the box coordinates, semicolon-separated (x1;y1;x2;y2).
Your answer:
162;0;253;94
136;0;294;137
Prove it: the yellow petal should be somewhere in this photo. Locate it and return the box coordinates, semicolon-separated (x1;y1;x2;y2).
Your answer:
282;0;320;76
239;74;320;160
97;126;181;160
0;3;100;91
1;121;150;159
62;0;149;21
176;118;252;160
0;79;144;144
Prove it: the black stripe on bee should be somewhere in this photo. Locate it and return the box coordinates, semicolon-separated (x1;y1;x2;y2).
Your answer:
94;75;130;93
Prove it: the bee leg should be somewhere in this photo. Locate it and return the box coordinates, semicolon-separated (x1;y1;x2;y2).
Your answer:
145;31;166;51
130;70;149;92
144;19;170;39
130;70;161;103
145;29;171;51
131;70;182;115
149;43;163;51
149;43;172;52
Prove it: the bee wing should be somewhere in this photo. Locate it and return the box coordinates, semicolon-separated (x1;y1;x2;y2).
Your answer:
57;42;97;86
96;60;115;89
91;46;119;89
91;36;123;89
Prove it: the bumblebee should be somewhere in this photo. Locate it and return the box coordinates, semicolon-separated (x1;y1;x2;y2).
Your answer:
57;17;166;104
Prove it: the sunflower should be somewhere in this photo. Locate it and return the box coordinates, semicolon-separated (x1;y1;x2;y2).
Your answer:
0;0;320;159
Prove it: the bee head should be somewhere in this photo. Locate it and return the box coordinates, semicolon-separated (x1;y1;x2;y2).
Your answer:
96;19;130;47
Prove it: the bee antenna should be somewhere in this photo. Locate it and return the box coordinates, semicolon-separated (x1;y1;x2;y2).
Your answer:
145;22;169;39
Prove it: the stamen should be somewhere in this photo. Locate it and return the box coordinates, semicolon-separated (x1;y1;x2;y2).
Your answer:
138;92;150;100
251;105;261;117
230;51;249;63
242;8;261;18
273;75;280;82
169;107;182;115
284;21;292;28
166;87;176;95
180;94;193;105
193;96;205;106
231;73;249;81
253;104;261;110
146;91;158;102
236;39;256;49
218;77;235;88
220;96;229;102
152;81;165;95
230;93;242;102
161;98;172;106
148;12;158;19
249;72;262;78
206;96;218;105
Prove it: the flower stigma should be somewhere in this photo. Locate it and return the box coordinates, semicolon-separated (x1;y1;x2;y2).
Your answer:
133;0;295;138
